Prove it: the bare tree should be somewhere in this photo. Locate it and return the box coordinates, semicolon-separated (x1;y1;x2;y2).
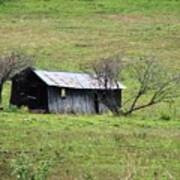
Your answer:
86;55;180;115
123;57;180;115
86;56;124;114
0;52;33;109
91;56;123;89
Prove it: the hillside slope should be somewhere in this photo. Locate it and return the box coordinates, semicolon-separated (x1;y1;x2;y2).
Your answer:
0;1;179;179
0;0;179;70
0;113;180;179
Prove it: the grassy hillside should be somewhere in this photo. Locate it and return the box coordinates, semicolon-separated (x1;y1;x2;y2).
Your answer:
0;112;180;179
0;0;179;71
0;0;180;179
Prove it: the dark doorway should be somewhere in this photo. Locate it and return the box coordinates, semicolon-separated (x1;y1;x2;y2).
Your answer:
94;94;99;114
28;84;48;111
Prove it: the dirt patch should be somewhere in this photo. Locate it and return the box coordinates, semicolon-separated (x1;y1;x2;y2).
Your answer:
104;14;151;24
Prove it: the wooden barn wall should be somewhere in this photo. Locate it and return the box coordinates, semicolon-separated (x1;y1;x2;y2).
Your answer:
48;87;122;114
48;87;96;114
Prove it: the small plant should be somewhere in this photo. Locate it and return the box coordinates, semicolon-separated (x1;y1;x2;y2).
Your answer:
4;105;19;113
19;106;29;113
133;131;147;139
160;113;171;121
11;153;52;180
35;160;52;180
11;153;33;180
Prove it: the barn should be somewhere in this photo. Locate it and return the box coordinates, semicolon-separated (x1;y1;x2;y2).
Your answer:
10;68;126;114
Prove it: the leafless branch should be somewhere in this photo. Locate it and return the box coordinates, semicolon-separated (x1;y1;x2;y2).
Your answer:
86;55;124;114
0;51;34;108
123;57;180;115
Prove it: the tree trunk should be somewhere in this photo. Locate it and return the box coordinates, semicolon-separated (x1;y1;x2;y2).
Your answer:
123;101;156;116
125;91;142;115
0;82;3;110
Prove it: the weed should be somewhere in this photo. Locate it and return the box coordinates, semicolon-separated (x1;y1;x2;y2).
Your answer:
35;160;52;180
11;153;52;180
160;113;171;121
11;153;33;180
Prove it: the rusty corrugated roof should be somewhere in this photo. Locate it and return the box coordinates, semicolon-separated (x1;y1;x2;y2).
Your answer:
34;70;126;90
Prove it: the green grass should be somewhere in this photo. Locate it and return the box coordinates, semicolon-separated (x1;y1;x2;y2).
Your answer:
0;0;180;179
0;0;179;71
0;112;179;179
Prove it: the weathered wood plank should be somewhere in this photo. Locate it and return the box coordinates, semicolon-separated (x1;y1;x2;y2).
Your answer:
48;88;121;114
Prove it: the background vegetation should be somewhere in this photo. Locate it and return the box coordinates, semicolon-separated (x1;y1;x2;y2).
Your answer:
0;0;179;179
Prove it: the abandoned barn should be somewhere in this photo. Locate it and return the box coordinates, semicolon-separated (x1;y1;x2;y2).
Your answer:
10;68;126;114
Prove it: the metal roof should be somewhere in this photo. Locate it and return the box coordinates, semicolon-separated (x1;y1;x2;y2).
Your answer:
34;70;126;90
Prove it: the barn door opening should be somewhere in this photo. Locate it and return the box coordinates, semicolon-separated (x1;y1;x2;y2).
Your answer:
94;94;99;114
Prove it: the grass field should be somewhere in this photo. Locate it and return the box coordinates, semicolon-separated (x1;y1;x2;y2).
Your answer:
0;0;179;71
0;112;180;179
0;0;180;179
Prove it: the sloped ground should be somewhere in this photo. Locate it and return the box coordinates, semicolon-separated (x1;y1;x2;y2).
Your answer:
0;112;179;179
0;0;180;179
0;0;179;71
